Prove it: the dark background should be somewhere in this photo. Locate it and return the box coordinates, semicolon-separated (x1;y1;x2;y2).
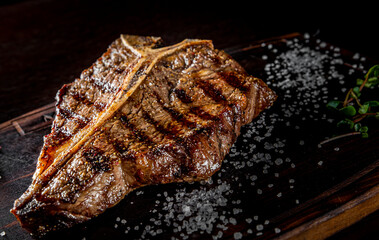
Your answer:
0;0;378;239
0;0;377;123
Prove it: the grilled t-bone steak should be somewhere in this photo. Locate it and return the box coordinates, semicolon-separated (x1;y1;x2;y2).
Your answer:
11;35;276;236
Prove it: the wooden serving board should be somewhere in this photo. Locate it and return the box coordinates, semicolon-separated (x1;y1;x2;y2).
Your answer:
0;33;378;240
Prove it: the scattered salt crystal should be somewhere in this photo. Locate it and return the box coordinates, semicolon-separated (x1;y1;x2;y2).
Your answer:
275;228;281;233
275;158;283;165
256;224;264;231
229;217;237;225
353;53;360;60
233;208;242;215
233;232;243;239
0;231;5;236
277;192;282;198
334;147;340;151
250;175;258;181
318;161;323;166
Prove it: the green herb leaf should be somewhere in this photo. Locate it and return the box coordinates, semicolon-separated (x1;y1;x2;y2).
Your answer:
358;104;369;114
360;126;368;133
367;77;379;87
354;123;361;131
337;119;354;129
326;100;342;110
326;65;379;141
352;86;361;97
368;76;378;82
366;65;379;79
356;78;364;86
339;105;356;117
364;101;379;107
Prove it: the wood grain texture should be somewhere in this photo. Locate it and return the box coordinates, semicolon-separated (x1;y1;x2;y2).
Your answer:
277;166;379;240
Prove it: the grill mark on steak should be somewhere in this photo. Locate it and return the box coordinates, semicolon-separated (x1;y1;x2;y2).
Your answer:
69;91;94;106
109;138;136;159
119;114;155;147
106;128;140;164
50;128;72;145
88;76;119;94
140;108;182;141
218;71;249;92
58;107;90;128
173;88;193;103
151;90;200;130
82;148;111;173
189;106;219;121
68;91;106;112
195;79;227;103
115;90;175;146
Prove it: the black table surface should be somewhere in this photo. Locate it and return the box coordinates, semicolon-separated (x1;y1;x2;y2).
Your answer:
0;0;378;239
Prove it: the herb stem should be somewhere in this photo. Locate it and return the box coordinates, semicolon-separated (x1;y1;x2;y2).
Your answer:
343;88;353;107
359;71;370;92
353;115;366;123
319;131;361;146
350;91;362;107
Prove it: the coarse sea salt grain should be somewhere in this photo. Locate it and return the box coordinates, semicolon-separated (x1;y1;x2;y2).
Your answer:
233;232;243;239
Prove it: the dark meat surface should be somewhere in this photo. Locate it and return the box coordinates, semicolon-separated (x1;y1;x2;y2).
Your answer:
11;35;277;236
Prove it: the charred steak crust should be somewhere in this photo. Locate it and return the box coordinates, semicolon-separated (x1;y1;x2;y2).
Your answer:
11;35;277;236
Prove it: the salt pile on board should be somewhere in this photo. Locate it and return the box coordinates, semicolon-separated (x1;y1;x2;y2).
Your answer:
139;182;234;239
104;33;365;240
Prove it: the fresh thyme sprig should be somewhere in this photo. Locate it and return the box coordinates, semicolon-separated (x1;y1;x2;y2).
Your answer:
326;65;379;139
